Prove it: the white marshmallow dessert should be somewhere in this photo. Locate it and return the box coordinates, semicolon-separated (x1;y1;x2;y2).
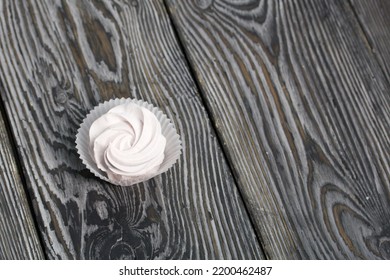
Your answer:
89;103;166;183
76;98;181;186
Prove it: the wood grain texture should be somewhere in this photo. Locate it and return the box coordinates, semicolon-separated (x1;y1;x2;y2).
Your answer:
350;0;390;81
0;106;44;259
0;0;263;259
167;0;390;259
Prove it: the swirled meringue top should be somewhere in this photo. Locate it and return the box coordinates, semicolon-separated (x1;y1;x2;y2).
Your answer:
89;103;166;183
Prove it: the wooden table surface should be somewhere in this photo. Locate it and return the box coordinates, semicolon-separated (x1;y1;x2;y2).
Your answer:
0;0;389;260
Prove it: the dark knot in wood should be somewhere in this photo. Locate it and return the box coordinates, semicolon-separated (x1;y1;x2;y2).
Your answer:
53;84;72;105
195;0;214;10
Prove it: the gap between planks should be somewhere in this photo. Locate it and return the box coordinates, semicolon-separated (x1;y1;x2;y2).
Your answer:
0;81;45;259
162;0;270;259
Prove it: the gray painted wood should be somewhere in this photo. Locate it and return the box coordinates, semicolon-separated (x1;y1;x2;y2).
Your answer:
0;106;44;259
167;0;390;259
350;0;390;81
0;0;263;259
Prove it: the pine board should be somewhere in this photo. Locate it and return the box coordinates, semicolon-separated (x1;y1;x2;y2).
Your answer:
167;0;390;259
0;104;44;259
0;0;263;259
350;0;390;80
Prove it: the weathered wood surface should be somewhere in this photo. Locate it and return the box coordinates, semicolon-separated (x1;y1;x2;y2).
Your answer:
0;105;44;259
0;0;263;259
167;0;390;259
350;0;390;81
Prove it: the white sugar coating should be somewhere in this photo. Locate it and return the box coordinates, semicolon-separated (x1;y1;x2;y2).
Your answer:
76;98;182;186
89;103;166;182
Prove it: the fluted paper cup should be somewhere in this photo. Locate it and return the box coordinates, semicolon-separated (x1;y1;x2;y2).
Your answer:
75;98;182;186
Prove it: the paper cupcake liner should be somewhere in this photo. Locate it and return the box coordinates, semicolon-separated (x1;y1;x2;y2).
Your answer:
75;98;182;186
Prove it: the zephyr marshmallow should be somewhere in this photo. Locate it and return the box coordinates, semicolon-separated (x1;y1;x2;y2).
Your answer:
89;103;166;183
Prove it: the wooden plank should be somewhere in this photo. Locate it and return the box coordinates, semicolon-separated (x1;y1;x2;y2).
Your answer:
0;104;44;259
166;0;390;259
0;0;263;259
350;0;390;80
